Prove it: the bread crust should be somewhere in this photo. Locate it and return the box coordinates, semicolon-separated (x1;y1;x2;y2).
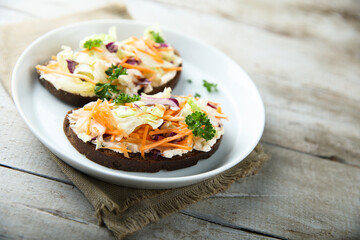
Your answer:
38;52;181;106
63;110;222;172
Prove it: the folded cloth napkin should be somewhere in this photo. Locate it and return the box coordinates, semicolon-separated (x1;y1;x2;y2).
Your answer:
0;3;269;239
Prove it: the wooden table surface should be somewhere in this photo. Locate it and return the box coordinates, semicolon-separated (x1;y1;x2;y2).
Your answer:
1;0;360;239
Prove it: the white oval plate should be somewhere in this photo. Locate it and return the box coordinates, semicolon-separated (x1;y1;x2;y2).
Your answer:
12;20;265;189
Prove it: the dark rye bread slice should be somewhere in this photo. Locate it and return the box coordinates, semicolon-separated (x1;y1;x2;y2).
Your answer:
64;110;222;172
38;51;182;106
39;68;181;106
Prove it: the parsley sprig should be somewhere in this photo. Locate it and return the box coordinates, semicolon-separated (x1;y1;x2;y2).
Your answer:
94;83;119;100
149;31;165;43
203;80;218;93
114;93;141;104
185;112;216;141
105;64;128;80
94;65;128;100
83;39;103;50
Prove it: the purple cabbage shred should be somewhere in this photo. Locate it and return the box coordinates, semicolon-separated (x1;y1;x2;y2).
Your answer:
207;102;217;109
105;42;118;53
157;43;169;48
136;78;151;86
141;96;180;110
150;134;160;141
150;149;161;159
66;59;78;73
126;58;141;65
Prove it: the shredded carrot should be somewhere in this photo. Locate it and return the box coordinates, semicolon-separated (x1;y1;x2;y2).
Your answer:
141;125;150;157
102;146;131;157
46;62;59;69
51;56;57;60
105;130;125;136
179;99;188;111
119;63;156;73
132;50;140;61
215;115;229;120
129;133;141;139
136;112;147;117
92;47;103;53
140;129;192;151
180;122;188;127
164;109;178;116
148;74;155;81
162;116;185;122
186;134;193;145
123;137;191;150
35;65;96;85
136;47;164;63
217;106;222;114
149;128;183;135
80;49;89;53
101;55;112;63
124;103;132;107
144;39;161;55
162;67;182;71
173;95;191;99
87;99;102;134
111;135;116;142
163;143;192;150
155;104;166;112
120;56;130;65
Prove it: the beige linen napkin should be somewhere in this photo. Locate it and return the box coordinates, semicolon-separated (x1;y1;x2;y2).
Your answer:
0;3;269;239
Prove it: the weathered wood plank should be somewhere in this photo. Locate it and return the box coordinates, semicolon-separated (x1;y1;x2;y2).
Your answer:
186;144;360;240
125;0;360;165
0;0;360;239
0;83;68;181
0;166;271;240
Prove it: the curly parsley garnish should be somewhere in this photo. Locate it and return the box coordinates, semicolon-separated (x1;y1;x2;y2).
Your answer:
114;93;141;104
149;31;165;43
203;80;218;93
187;79;192;83
94;83;119;100
94;65;128;99
185;112;216;141
83;39;103;50
105;64;128;80
194;93;201;98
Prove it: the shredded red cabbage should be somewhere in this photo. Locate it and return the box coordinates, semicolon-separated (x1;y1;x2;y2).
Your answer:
126;58;141;65
105;42;118;53
150;149;161;159
150;134;160;141
132;103;141;110
168;132;177;137
141;96;179;110
156;43;169;48
66;59;78;73
207;102;217;109
136;78;151;86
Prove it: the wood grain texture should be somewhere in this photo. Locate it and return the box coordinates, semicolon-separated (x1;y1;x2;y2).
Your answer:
1;0;360;239
125;0;360;165
189;144;360;239
0;166;273;240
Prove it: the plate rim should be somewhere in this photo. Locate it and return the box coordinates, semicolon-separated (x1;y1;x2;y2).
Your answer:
12;19;265;187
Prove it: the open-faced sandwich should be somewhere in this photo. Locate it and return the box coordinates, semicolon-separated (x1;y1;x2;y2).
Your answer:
64;88;228;172
36;26;182;106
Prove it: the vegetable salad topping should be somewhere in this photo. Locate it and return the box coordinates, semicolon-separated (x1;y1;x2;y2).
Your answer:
68;88;227;159
36;26;182;98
